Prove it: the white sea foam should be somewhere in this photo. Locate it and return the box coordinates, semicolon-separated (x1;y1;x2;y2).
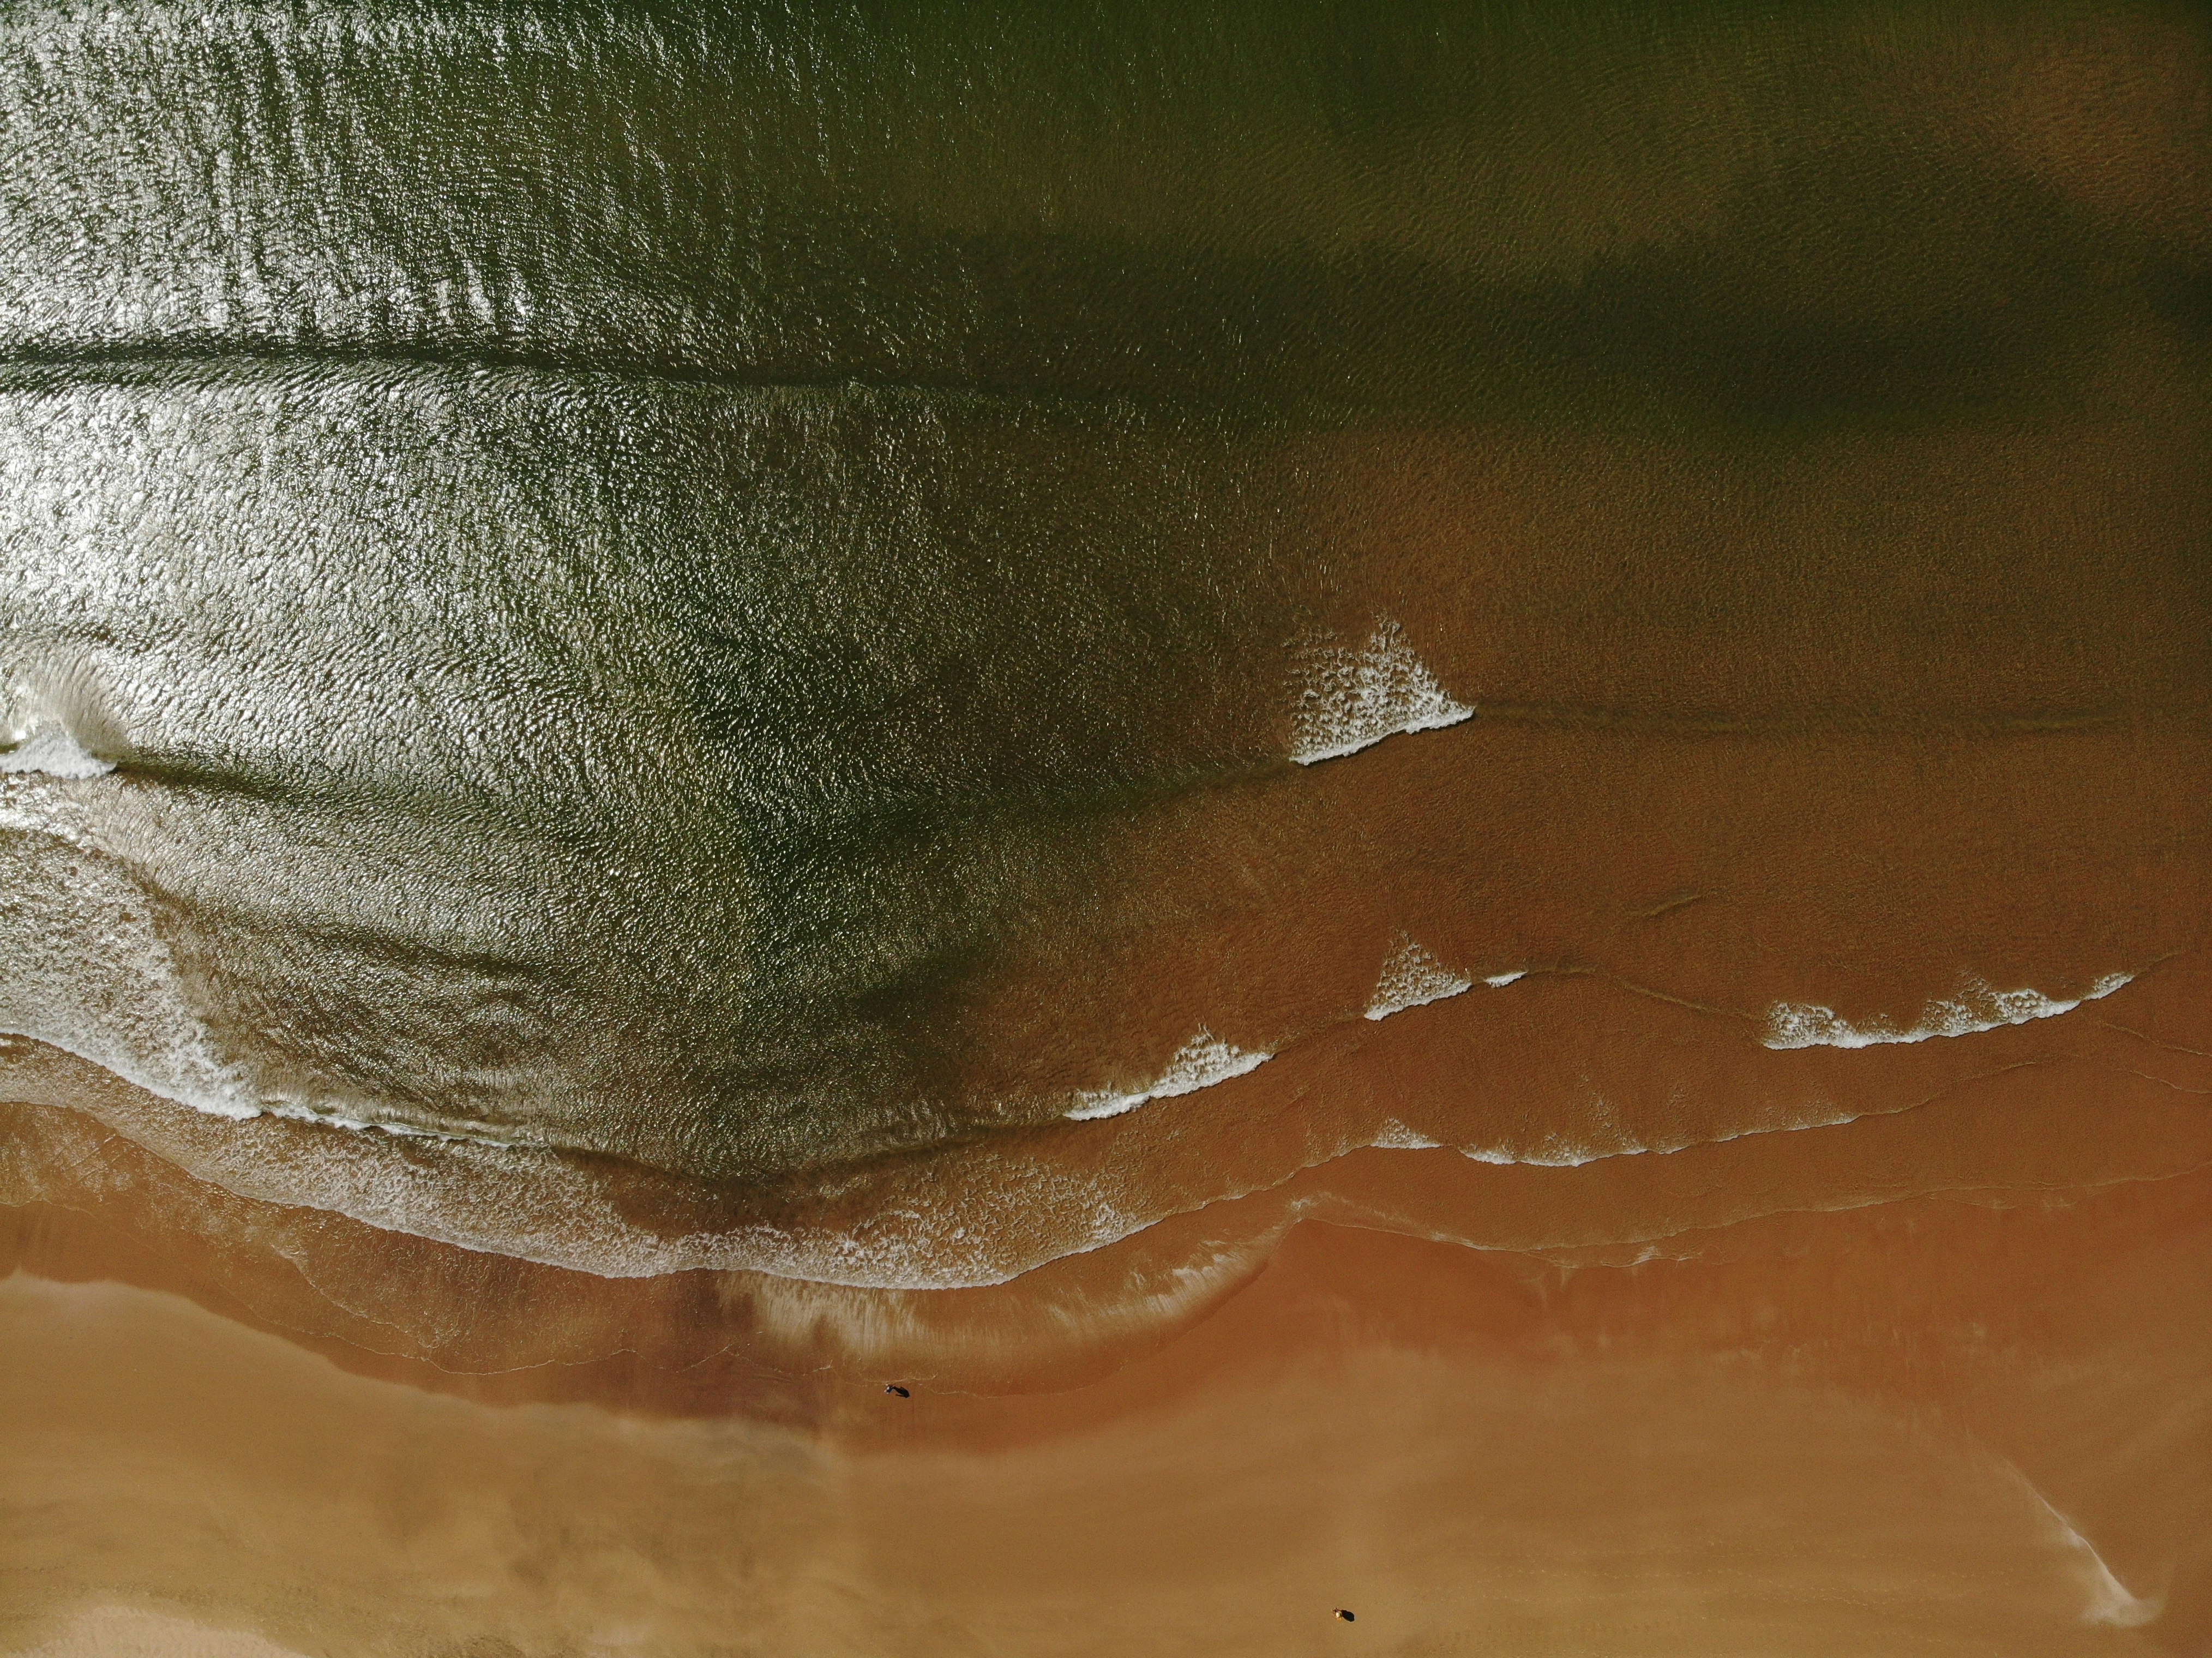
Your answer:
1365;935;1476;1020
0;792;528;1143
1064;1030;1273;1121
0;723;112;779
1371;1119;1445;1150
0;1004;2018;1292
0;795;266;1121
1450;1090;1868;1169
1482;969;1527;987
1763;972;2133;1050
2006;1465;2166;1629
6;740;2159;1291
1289;619;1473;765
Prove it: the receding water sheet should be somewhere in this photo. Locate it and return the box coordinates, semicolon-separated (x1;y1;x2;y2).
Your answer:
2;3;2208;1655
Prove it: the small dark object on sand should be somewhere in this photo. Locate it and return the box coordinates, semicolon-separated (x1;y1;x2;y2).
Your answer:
885;1384;911;1397
1334;1609;1355;1622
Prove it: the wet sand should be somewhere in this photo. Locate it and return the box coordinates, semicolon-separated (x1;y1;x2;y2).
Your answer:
4;1153;2207;1658
4;912;2209;1654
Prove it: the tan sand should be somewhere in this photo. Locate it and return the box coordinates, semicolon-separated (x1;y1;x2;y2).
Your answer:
3;1147;2205;1657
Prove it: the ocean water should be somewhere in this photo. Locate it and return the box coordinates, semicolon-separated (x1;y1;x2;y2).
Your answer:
1;3;2207;1654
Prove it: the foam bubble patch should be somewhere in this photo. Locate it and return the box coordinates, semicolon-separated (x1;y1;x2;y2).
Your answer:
1065;1031;1273;1121
1763;972;2135;1050
1289;620;1473;765
1365;935;1476;1020
1;724;113;779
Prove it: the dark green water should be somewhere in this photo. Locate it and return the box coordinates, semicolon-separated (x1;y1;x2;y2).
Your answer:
0;0;2204;1277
